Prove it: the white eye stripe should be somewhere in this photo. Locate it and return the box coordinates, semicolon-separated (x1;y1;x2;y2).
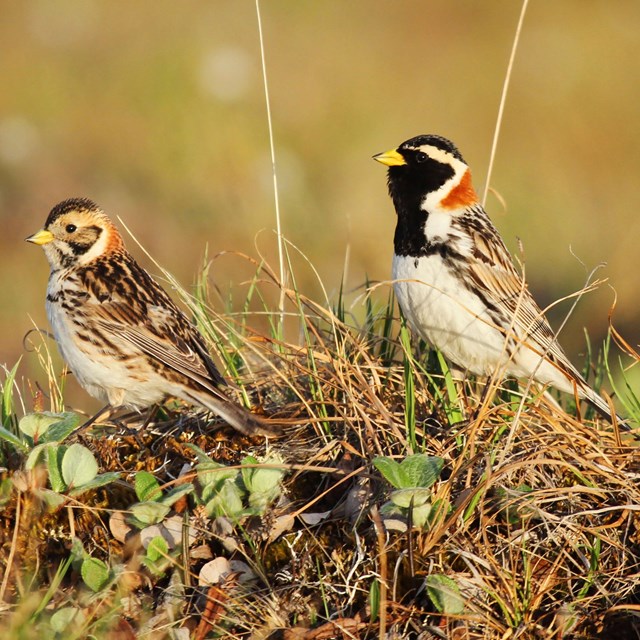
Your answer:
414;145;467;173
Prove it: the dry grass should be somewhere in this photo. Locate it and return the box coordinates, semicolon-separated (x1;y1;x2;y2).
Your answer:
0;254;638;639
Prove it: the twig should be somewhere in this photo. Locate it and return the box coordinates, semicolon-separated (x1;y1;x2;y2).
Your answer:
0;493;21;602
482;0;529;206
255;0;287;328
370;505;388;639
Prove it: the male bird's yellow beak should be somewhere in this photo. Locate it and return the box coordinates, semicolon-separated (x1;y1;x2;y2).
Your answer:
373;148;406;167
25;229;54;246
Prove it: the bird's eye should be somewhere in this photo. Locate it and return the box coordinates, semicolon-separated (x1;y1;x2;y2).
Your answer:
66;224;77;233
415;152;428;163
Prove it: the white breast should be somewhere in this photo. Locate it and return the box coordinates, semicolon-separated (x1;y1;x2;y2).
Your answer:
45;273;167;408
46;288;112;405
392;254;510;376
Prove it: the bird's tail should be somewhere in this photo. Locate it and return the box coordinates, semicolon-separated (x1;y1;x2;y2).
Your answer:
578;381;628;428
183;388;275;436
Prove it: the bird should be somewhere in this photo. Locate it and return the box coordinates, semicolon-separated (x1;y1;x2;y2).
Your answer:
373;134;618;422
26;197;270;436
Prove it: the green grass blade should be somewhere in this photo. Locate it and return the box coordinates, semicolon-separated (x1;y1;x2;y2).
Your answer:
2;359;21;430
399;318;416;451
436;351;464;424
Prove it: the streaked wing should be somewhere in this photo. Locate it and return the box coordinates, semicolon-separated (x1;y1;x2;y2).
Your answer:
80;251;228;390
467;224;584;379
91;300;227;391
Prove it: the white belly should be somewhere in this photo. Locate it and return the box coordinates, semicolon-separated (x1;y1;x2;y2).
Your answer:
392;254;510;376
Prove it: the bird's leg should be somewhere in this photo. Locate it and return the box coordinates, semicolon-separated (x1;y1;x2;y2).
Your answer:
107;406;158;440
139;405;158;430
116;407;157;449
77;404;115;432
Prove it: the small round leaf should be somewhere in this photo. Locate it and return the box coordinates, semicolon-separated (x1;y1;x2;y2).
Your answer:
81;556;111;592
19;412;63;440
400;455;444;489
425;574;464;614
146;535;169;562
135;471;162;502
50;606;85;632
373;457;408;489
61;444;98;489
129;501;171;526
389;487;433;508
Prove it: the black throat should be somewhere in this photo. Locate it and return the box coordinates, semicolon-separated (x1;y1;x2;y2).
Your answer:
388;160;455;258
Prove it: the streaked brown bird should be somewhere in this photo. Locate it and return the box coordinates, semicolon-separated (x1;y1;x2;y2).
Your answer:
26;197;270;435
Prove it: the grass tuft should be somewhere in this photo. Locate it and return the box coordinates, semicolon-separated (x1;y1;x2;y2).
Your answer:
0;249;637;638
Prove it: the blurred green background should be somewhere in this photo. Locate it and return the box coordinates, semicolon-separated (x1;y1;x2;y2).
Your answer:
1;1;638;409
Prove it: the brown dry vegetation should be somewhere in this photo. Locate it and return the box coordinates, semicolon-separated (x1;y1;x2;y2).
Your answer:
2;1;640;397
0;256;638;639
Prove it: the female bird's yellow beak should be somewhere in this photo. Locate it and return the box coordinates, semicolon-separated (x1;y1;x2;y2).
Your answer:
373;149;406;167
25;229;54;245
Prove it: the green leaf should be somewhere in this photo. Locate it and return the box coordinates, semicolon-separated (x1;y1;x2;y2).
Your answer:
47;444;67;492
29;556;72;620
35;488;66;509
242;455;284;494
81;556;111;592
69;537;86;569
199;480;217;505
242;455;284;513
400;319;417;448
411;502;433;529
199;474;244;507
135;471;162;502
389;487;433;508
158;483;194;507
373;457;408;489
141;535;171;576
247;483;283;512
369;580;380;623
204;480;245;519
41;412;81;444
61;444;98;489
400;455;444;489
129;501;171;526
0;478;13;508
241;455;259;490
146;535;168;562
50;606;85;632
25;443;48;469
437;351;464;424
19;412;66;442
375;455;445;491
247;485;281;513
67;472;121;496
197;461;238;489
425;574;465;614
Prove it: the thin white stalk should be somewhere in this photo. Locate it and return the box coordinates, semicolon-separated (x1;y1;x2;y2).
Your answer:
255;0;287;327
482;0;529;206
